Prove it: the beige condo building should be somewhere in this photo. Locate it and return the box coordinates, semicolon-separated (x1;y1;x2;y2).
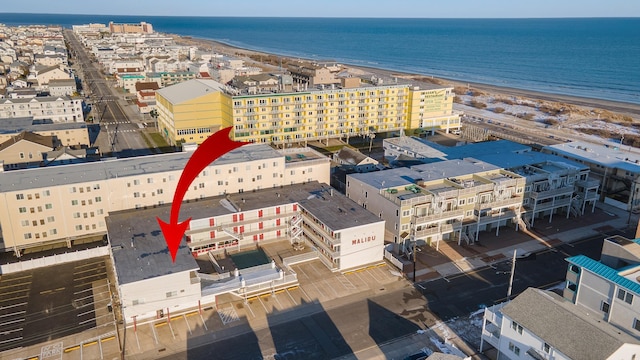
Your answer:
346;158;526;249
155;79;460;146
0;144;329;256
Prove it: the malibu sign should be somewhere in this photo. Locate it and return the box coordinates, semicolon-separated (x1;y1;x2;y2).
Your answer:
352;235;376;246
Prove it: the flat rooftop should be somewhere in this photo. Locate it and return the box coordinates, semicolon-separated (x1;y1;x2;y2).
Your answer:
107;207;199;285
411;158;501;180
0;117;88;134
545;141;640;174
384;137;530;162
0;143;282;193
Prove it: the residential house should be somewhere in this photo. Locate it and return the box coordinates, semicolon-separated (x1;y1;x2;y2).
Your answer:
135;81;160;114
563;235;640;336
47;78;77;97
0;131;57;170
481;288;640;360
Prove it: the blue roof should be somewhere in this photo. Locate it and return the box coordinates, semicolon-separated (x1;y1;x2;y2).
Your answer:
567;255;640;296
633;238;640;245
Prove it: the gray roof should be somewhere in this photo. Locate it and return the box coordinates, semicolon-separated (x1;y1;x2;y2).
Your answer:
0;95;75;104
502;288;639;360
474;151;588;173
335;147;373;166
0;117;87;135
156;79;226;105
224;181;382;231
545;141;640;174
385;137;530;162
410;158;501;179
349;167;420;190
107;206;199;285
0;143;280;193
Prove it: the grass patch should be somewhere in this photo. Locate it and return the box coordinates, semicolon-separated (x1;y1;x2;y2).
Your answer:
150;132;170;147
470;100;487;109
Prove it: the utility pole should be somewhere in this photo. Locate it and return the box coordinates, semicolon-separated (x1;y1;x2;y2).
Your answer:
506;249;517;300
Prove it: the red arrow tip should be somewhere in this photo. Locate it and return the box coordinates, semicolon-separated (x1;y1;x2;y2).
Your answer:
157;217;192;262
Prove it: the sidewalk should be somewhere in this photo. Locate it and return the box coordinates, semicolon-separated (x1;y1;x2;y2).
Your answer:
413;202;637;281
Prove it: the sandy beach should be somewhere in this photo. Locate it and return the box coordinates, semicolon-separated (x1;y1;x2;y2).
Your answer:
173;34;640;120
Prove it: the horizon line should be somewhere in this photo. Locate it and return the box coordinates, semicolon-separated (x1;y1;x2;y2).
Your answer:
1;12;640;20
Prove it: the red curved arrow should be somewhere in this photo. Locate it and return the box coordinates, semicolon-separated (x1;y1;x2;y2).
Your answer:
157;127;248;262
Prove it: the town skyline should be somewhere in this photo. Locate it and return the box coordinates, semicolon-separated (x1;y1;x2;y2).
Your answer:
2;0;640;18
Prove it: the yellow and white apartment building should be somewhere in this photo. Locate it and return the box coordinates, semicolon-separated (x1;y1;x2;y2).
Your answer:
0;144;329;256
156;79;460;146
346;159;526;249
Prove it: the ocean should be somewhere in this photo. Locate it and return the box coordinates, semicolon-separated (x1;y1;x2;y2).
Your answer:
1;14;639;105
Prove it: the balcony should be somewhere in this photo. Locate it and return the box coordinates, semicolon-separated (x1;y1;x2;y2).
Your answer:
414;221;461;238
413;209;465;225
304;229;339;258
302;220;339;246
531;197;572;212
475;196;522;211
474;208;518;226
530;186;574;201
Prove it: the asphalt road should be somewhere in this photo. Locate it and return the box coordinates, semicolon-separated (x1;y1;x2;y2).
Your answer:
64;30;151;157
157;232;610;360
416;233;607;320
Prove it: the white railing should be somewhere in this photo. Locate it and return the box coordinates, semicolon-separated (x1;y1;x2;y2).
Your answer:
1;246;109;274
384;244;405;271
282;250;319;269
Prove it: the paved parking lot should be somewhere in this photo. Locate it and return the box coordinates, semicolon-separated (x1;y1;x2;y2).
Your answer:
0;257;110;353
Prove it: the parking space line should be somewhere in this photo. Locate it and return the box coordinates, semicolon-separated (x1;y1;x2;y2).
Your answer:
134;328;141;350
323;279;339;297
0;282;30;291
257;296;269;313
0;318;25;327
150;322;158;344
273;294;284;310
183;314;192;335
75;261;105;269
285;289;298;305
310;282;324;300
0;336;22;344
0;294;28;302
74;266;105;275
0;310;25;319
295;265;310;279
0;302;27;311
244;301;255;319
0;327;22;335
168;321;176;339
77;309;95;317
79;318;96;325
298;286;313;302
199;313;208;331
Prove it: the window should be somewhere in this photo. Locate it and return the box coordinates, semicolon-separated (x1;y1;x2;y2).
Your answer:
508;342;520;356
511;321;523;334
24;233;32;240
19;207;27;213
71;200;78;206
75;225;83;231
134;179;140;185
21;220;29;226
569;264;580;274
16;194;24;200
45;203;52;210
95;196;102;202
47;216;54;222
634;319;640;332
617;289;634;304
544;343;550;353
601;301;610;314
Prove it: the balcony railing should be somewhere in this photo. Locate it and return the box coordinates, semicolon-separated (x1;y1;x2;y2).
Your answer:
413;209;465;224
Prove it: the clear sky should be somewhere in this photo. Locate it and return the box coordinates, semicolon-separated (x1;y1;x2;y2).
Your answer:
3;0;640;18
